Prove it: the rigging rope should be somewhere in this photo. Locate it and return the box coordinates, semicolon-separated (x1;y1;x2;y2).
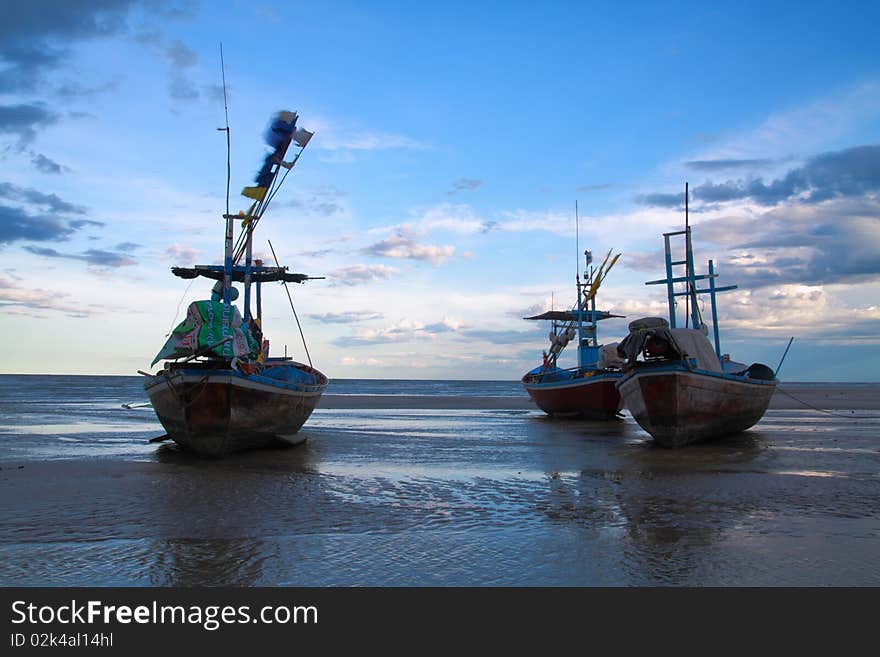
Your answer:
231;142;305;264
268;239;313;369
164;278;196;337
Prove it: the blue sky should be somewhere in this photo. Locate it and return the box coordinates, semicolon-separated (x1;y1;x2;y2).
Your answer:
1;0;878;381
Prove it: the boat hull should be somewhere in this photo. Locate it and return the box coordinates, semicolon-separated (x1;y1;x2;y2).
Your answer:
522;371;623;419
616;367;776;447
145;366;326;457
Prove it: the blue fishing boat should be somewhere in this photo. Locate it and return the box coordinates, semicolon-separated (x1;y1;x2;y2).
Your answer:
616;207;778;447
521;248;626;418
143;110;328;457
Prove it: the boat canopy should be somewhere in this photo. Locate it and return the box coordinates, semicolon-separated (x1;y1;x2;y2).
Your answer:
524;310;623;322
617;316;722;372
171;266;313;284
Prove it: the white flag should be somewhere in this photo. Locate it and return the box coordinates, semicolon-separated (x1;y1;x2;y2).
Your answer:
293;128;313;147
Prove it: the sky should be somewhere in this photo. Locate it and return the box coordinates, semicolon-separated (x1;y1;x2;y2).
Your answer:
1;0;878;381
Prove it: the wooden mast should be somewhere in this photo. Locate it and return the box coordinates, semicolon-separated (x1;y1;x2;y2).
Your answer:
218;44;235;358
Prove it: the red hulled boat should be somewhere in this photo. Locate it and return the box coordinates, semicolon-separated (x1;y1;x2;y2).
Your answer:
521;247;625;419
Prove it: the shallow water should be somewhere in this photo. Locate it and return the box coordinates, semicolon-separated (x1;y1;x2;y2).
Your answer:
0;375;878;586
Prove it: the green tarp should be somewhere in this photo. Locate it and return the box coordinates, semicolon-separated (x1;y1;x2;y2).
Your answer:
152;300;259;366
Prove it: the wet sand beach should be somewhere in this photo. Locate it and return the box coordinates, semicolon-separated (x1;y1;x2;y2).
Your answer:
0;376;878;586
317;383;880;410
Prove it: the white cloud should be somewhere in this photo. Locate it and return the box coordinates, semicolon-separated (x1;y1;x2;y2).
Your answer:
327;264;397;286
0;275;91;317
165;243;201;265
419;203;490;234
308;311;384;323
381;202;677;250
720;284;880;343
498;209;573;235
340;356;386;367
424;317;466;332
307;116;426;152
344;317;465;345
363;234;455;265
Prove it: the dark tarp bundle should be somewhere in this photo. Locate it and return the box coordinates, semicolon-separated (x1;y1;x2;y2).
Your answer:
617;316;722;372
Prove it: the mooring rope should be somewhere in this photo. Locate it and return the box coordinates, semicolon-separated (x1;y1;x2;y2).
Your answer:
775;386;875;420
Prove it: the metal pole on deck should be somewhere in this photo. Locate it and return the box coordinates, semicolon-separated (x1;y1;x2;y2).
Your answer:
775;337;795;378
708;259;722;361
685;229;700;328
575;202;583;368
222;216;234;305
685;182;689;327
243;218;253;323
591;291;597;348
663;233;676;328
255;259;263;322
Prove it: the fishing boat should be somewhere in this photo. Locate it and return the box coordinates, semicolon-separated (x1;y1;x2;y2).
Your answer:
142;110;328;457
615;201;778;447
521;248;626;418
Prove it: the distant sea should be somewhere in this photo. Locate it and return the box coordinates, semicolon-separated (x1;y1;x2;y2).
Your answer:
1;374;879;586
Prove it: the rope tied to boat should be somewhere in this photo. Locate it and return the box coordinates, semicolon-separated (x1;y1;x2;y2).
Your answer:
775;386;875;420
161;370;212;410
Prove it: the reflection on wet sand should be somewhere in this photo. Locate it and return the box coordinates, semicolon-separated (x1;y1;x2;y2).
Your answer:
144;441;323;586
527;417;880;585
147;538;271;587
1;403;879;585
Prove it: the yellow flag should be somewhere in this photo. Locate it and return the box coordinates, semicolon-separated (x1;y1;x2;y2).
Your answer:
242;186;268;201
584;250;621;302
239;202;258;228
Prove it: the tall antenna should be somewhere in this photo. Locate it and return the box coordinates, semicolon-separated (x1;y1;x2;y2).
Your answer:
575;200;580;284
217;43;234;312
218;43;231;218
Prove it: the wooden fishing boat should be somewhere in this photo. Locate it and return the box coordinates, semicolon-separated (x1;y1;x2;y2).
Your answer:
616;213;778;447
522;365;623;418
145;360;326;456
143;109;328;457
521;246;625;419
616;320;777;447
